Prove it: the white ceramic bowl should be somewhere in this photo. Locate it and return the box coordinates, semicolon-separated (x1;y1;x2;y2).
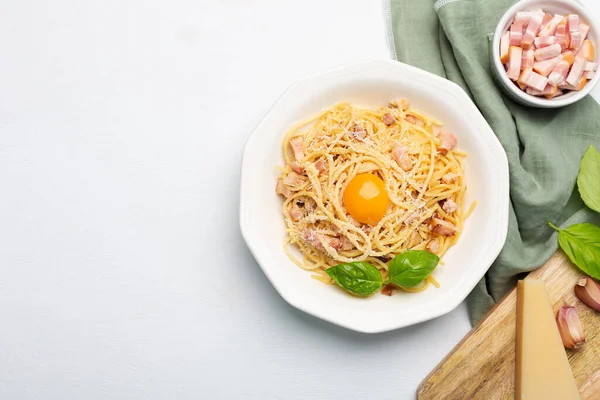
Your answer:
240;60;509;333
491;0;600;108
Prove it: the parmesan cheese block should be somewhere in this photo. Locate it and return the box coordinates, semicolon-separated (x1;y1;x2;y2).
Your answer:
516;279;580;400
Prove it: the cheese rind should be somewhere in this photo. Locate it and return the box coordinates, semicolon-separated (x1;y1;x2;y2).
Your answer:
516;279;580;400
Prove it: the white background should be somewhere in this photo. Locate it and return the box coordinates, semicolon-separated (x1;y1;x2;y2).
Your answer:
1;1;599;399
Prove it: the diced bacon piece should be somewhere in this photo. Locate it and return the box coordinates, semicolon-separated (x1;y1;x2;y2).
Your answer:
341;236;353;251
303;230;343;252
518;67;531;86
579;23;590;43
276;178;292;198
441;198;458;213
548;60;570;85
441;173;458;185
403;211;420;226
556;19;567;35
534;36;557;48
514;11;532;26
539;15;563;36
521;48;535;70
290;161;304;174
533;55;562;76
541;84;558;96
351;124;367;140
581;23;590;38
534;43;562;61
555;20;569;49
577;40;595;62
567;14;580;33
562;50;575;65
569;31;583;50
437;132;457;155
558;82;575;90
521;31;535;50
526;87;543;96
585;71;595;80
405;115;425;127
585;61;598;72
289;203;304;222
314;159;327;174
510;23;524;46
430;218;457;237
392;142;412;171
426;239;439;254
500;31;510;63
546;88;563;99
283;171;307;187
576;76;588;90
508;46;523;80
381;283;395;296
520;69;548;91
289;137;305;161
441;172;458;184
555;34;568;49
569;23;589;51
559;76;587;91
566;56;587;86
382;113;396;126
541;13;553;28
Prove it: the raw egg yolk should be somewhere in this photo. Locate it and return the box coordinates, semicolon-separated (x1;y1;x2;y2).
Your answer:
343;173;389;225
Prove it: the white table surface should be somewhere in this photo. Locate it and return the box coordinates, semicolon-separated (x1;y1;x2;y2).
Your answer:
2;1;599;399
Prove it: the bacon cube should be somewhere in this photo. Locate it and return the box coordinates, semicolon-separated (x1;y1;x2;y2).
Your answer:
562;50;575;65
567;14;580;33
566;56;587;86
533;55;563;76
577;40;595;62
520;69;549;91
507;46;523;80
514;11;533;26
521;48;535;70
585;61;598;72
548;60;570;86
510;23;524;46
500;31;510;64
534;36;557;48
534;43;562;61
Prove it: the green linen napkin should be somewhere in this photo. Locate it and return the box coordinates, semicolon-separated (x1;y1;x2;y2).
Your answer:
387;0;600;325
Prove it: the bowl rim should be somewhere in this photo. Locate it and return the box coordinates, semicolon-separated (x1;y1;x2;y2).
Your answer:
491;0;600;108
239;59;510;333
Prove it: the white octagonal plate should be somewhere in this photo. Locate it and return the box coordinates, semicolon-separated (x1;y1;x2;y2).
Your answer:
240;59;509;333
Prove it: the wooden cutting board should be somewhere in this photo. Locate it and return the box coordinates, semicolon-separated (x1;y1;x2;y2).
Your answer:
417;251;600;400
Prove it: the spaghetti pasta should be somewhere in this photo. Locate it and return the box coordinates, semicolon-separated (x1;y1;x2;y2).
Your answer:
275;100;468;294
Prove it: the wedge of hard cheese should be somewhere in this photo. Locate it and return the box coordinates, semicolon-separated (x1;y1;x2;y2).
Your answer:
516;279;580;399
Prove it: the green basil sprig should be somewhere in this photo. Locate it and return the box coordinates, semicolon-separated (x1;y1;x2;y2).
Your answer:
326;262;382;296
549;222;600;281
387;250;440;288
578;145;600;214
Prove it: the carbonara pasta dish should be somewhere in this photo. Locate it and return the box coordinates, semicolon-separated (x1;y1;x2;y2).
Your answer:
275;99;470;295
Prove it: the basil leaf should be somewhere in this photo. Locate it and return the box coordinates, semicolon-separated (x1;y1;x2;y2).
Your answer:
388;250;439;288
578;145;600;213
549;222;600;280
326;262;382;296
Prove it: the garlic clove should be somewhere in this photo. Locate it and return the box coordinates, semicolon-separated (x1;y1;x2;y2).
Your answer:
556;306;585;349
574;276;600;311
